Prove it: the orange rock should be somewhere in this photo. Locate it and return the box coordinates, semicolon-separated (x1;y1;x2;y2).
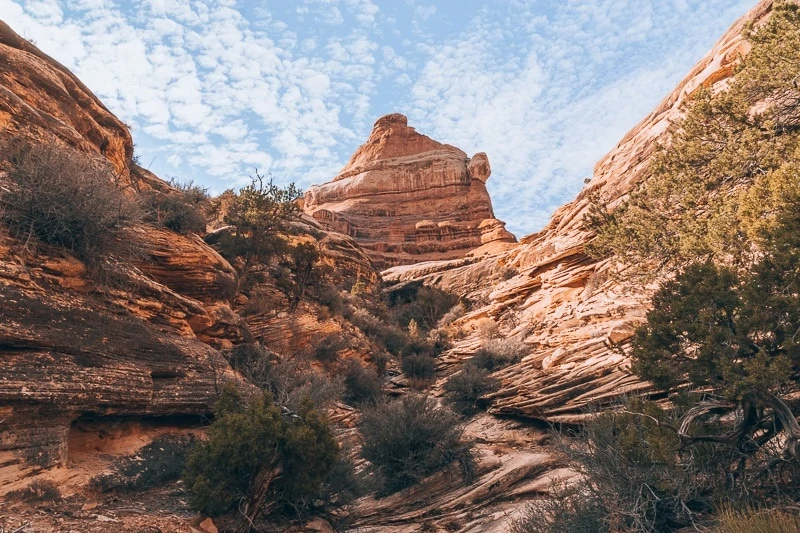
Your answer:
304;114;515;268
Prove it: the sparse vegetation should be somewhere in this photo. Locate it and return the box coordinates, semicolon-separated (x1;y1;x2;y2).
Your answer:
6;479;61;503
469;338;525;372
312;332;348;363
443;365;500;415
225;342;343;412
342;359;382;406
714;508;800;533
142;179;208;234
91;434;196;492
359;394;474;494
400;353;437;381
0;139;144;264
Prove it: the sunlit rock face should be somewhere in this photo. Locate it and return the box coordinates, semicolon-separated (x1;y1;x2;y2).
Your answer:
383;0;774;425
304;113;516;269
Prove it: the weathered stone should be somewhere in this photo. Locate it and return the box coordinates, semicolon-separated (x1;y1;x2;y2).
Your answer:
304;114;515;269
384;0;775;425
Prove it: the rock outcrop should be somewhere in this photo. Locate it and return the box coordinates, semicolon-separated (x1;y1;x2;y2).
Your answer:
384;0;775;425
304;114;516;269
0;20;133;179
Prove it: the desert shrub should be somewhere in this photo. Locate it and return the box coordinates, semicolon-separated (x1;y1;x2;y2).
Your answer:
401;354;436;381
184;385;338;520
469;338;525;372
348;308;410;356
316;285;345;315
90;434;196;492
343;359;382;406
226;343;343;411
273;241;331;312
509;487;608;533
142;180;208;234
359;394;474;494
213;173;301;289
6;479;61;503
524;400;716;533
443;365;500;416
714;507;800;533
438;302;467;327
392;286;459;331
312;332;348;363
0;140;143;263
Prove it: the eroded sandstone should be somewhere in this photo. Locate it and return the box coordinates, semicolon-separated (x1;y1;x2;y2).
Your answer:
304;114;516;269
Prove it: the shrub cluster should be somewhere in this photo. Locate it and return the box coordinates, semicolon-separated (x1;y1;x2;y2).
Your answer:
142;180;208;234
342;359;382;406
443;364;500;416
359;394;474;494
0;140;143;263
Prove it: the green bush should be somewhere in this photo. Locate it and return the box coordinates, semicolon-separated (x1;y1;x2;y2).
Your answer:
359;394;474;494
0;140;143;263
343;359;382;406
91;434;195;492
585;2;800;276
213;173;301;289
443;365;500;416
184;385;338;519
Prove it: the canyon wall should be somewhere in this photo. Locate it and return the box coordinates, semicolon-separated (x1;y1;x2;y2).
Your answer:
384;0;774;424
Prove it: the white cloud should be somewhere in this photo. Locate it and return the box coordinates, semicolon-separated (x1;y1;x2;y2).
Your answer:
0;0;757;237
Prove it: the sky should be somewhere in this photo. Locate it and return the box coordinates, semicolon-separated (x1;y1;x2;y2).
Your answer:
0;0;755;237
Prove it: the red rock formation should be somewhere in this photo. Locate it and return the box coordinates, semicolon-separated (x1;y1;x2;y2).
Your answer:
304;114;516;269
384;0;776;425
0;21;132;179
0;21;249;487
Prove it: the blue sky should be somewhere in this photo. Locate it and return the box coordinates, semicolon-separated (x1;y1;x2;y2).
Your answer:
1;0;754;237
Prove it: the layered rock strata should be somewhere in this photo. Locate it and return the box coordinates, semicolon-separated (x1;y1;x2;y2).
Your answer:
304;114;516;269
384;0;773;424
0;20;377;492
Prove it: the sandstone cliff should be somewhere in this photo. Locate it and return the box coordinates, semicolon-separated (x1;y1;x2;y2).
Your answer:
304;113;516;269
0;19;379;498
384;0;774;425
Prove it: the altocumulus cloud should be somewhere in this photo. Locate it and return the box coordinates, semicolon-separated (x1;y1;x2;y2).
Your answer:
1;0;754;236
